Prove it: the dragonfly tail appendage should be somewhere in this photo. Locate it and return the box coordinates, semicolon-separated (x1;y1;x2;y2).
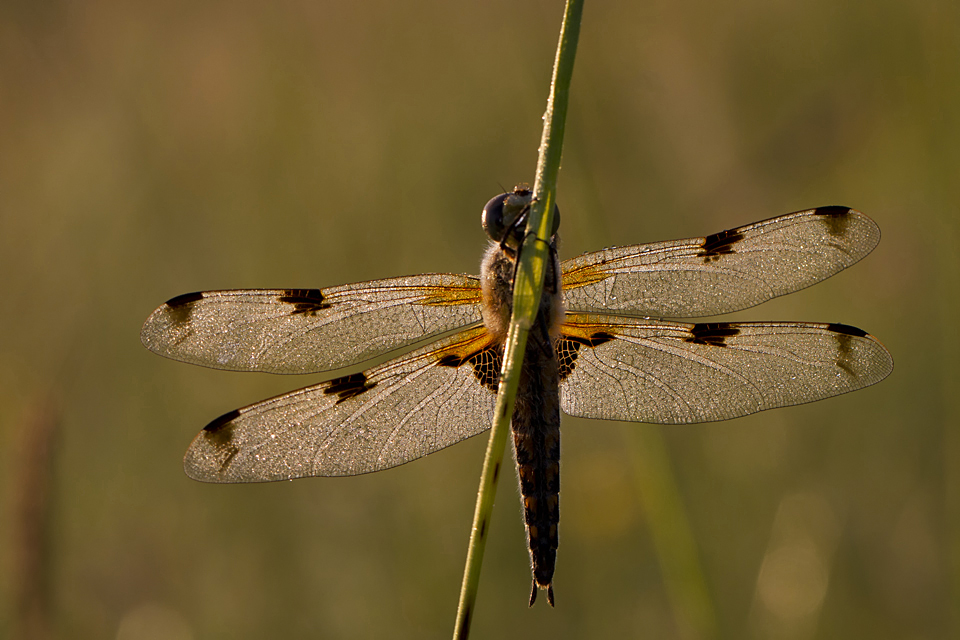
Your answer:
528;580;556;608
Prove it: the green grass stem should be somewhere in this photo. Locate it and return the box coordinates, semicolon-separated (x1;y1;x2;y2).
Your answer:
452;2;583;637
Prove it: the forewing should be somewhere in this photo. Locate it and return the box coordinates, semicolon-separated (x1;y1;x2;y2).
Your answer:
184;325;502;482
562;207;880;318
141;273;482;374
558;314;893;424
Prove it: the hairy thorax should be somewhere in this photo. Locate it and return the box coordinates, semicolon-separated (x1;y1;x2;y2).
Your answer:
479;239;565;344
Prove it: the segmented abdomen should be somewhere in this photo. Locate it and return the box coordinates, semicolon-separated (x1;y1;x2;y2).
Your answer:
512;328;561;606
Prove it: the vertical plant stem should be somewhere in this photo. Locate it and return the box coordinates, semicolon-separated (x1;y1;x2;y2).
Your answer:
452;2;583;638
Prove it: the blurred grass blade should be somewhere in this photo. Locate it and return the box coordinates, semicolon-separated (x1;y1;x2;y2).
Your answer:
937;214;960;638
626;428;718;640
13;395;60;640
452;1;583;637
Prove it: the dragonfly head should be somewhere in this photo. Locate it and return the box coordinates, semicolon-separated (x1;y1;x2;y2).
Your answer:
482;186;560;251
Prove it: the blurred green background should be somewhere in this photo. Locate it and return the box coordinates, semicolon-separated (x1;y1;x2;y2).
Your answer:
1;1;956;638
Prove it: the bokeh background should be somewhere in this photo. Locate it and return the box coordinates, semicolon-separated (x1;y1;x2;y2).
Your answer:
1;1;956;638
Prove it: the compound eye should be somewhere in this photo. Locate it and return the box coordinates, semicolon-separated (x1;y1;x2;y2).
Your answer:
481;192;511;243
481;187;553;247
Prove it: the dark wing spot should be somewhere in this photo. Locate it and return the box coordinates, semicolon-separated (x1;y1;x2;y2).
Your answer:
204;408;241;434
813;206;853;236
827;324;865;377
826;322;868;338
556;339;579;380
685;323;741;347
437;347;502;393
202;409;241;472
813;205;850;217
697;228;745;262
576;331;615;347
279;288;329;315
166;291;205;307
164;291;204;326
470;347;502;392
437;353;467;367
556;332;615;380
324;372;376;404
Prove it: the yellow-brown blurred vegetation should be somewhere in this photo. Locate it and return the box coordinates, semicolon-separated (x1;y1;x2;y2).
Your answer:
1;1;957;638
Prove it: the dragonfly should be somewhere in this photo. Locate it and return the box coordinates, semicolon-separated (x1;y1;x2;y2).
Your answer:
141;187;893;606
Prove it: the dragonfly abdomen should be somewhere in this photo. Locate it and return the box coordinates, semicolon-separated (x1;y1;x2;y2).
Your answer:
512;327;561;607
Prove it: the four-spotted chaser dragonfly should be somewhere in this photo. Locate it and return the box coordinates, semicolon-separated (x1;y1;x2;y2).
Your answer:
141;187;893;606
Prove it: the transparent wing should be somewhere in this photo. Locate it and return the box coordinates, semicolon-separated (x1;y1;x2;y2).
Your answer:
184;324;502;482
561;207;880;318
558;313;893;424
140;273;482;374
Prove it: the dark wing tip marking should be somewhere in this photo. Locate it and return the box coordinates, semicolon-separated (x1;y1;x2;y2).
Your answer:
812;206;856;236
812;205;853;217
204;408;241;433
166;291;205;308
201;409;241;472
697;228;746;262
164;291;204;326
826;322;868;338
324;372;376;404
278;288;330;315
825;323;874;378
685;323;741;347
557;331;616;380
